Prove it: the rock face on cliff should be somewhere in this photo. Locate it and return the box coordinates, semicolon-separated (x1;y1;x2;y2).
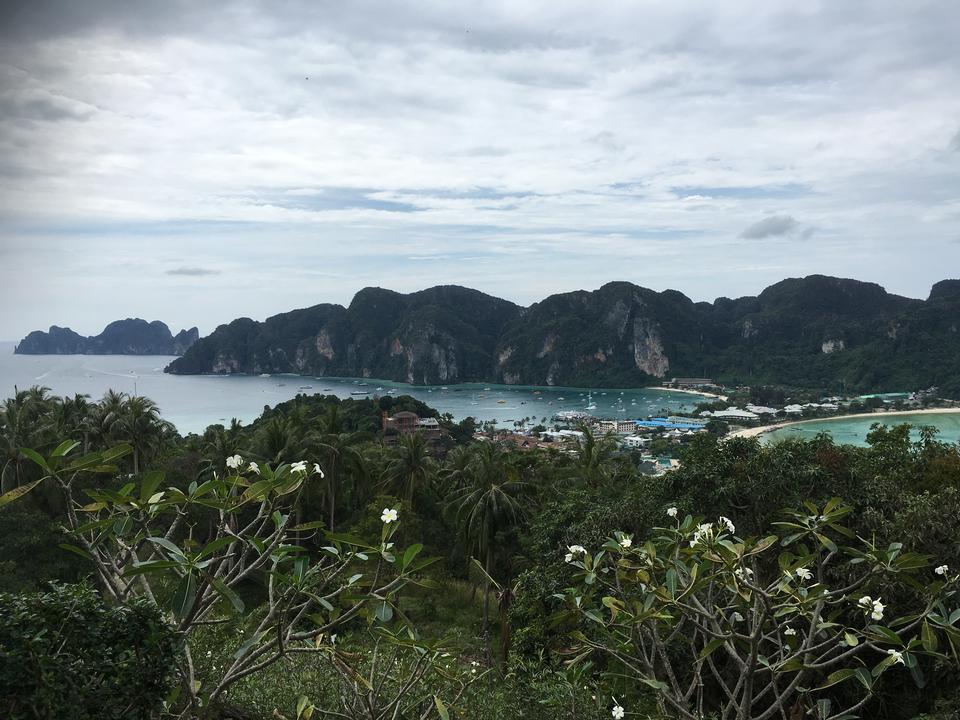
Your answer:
15;319;199;356
163;276;960;396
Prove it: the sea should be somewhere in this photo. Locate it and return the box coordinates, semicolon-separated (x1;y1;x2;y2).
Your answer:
762;411;960;448
0;342;704;435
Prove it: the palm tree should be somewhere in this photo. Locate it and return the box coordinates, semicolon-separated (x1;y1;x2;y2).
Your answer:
384;432;435;506
304;406;372;531
0;386;54;492
113;395;173;474
572;423;619;486
444;442;529;663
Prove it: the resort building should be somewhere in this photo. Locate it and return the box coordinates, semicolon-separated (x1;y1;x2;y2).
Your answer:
662;377;719;390
382;411;442;444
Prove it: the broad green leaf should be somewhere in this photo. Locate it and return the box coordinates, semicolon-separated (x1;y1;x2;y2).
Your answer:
58;543;93;561
402;543;423;570
290;520;326;531
147;536;187;561
699;638;725;660
0;477;44;508
921;621;938;652
374;600;393;623
140;471;164;502
51;440;80;458
172;572;197;619
19;447;49;471
434;696;450;720
210;577;245;614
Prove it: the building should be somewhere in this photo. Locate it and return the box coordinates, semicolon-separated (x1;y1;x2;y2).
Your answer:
382;411;442;444
622;434;652;449
663;377;718;390
635;418;708;431
705;407;759;421
596;419;641;434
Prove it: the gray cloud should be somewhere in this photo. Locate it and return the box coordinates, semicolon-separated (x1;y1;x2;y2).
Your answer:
165;267;221;276
740;215;800;239
1;2;959;339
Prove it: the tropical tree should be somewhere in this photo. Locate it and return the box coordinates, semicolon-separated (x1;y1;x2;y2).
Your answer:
113;395;174;474
1;444;440;718
304;406;371;531
384;432;435;506
444;442;530;663
563;499;960;720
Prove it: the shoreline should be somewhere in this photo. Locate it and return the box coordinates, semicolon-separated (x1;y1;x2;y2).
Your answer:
729;407;960;440
658;386;729;402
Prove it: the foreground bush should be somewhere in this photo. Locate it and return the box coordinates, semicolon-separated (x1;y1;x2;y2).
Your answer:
0;583;178;720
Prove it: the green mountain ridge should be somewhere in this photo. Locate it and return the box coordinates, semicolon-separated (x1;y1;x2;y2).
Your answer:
164;276;960;396
15;319;199;356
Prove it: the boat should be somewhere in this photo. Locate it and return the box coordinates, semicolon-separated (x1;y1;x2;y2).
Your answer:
299;385;313;389
350;390;370;395
376;387;383;391
585;392;598;411
441;386;448;390
497;399;507;404
387;389;397;394
259;374;271;377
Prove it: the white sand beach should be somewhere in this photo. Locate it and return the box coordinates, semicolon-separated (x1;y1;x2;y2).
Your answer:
729;406;960;440
658;386;729;402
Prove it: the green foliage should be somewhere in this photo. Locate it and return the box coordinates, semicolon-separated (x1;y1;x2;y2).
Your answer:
0;583;178;720
562;501;960;719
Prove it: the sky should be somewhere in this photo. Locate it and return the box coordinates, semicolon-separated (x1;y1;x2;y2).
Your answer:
1;0;959;339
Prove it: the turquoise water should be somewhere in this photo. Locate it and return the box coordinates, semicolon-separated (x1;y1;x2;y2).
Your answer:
763;411;960;447
0;342;703;434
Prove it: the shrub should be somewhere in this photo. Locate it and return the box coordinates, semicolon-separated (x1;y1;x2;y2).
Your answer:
0;583;178;720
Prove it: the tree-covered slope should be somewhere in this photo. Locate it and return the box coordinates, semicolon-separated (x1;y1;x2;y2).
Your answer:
15;319;199;356
164;276;960;396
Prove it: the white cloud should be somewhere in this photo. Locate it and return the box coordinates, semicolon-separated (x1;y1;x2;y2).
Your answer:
0;1;959;338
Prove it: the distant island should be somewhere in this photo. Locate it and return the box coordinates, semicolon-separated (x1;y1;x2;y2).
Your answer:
164;275;960;398
15;319;199;356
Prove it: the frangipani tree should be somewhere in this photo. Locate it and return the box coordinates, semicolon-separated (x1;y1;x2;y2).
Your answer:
3;443;441;718
561;499;960;720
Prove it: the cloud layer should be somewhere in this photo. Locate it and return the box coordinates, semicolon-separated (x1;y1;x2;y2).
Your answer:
1;1;959;338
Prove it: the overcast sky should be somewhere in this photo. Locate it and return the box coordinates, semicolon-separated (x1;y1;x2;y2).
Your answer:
1;0;958;339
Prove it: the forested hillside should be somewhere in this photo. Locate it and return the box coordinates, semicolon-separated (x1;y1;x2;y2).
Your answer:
166;276;960;396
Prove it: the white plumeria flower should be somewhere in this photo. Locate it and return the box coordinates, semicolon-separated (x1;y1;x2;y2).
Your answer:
871;599;884;621
564;552;574;562
290;460;308;473
568;544;587;555
666;506;678;518
858;595;873;609
935;564;949;576
247;461;260;475
719;516;735;535
795;567;813;581
886;649;905;664
619;535;632;549
313;463;324;477
784;627;796;636
380;507;399;524
225;454;243;469
612;704;625;719
731;611;744;623
734;566;754;579
691;522;714;547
